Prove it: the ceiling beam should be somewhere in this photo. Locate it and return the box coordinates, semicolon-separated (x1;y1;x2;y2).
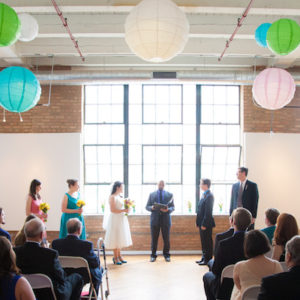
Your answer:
12;6;300;16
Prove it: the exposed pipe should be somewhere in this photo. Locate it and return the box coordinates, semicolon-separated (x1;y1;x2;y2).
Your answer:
218;0;255;61
34;70;300;85
50;0;85;62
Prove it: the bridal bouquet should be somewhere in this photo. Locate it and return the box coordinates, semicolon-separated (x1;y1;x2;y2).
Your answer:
124;198;135;216
39;203;50;222
76;200;86;215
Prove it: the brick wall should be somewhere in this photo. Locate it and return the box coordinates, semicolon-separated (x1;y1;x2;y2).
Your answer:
0;85;82;133
9;215;229;251
243;86;300;133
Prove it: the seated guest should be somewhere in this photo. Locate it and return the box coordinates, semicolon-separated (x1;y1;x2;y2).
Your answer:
207;212;235;271
261;208;280;244
231;230;282;300
0;208;11;241
52;218;103;295
258;235;300;300
272;213;298;262
0;236;35;300
14;214;37;247
14;218;83;300
203;208;252;300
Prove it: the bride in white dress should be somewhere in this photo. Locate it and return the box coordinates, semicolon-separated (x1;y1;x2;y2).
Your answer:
103;181;132;265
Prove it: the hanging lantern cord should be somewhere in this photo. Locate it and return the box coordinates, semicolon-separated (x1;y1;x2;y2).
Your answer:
3;109;6;122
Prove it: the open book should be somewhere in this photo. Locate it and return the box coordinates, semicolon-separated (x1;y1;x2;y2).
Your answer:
153;199;173;210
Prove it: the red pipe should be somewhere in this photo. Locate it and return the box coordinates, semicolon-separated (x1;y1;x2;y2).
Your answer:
51;0;85;61
218;0;255;61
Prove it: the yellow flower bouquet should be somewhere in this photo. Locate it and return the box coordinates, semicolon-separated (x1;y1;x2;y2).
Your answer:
39;202;50;222
76;200;86;215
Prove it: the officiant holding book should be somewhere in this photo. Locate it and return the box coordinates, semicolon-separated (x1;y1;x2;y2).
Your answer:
146;180;175;262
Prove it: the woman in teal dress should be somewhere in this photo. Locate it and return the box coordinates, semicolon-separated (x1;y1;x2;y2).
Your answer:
59;179;86;239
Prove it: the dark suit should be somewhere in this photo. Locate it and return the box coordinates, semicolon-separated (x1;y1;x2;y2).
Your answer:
52;235;103;294
258;265;300;300
14;242;83;300
146;189;174;258
207;227;234;271
196;190;215;263
203;231;246;300
230;180;258;229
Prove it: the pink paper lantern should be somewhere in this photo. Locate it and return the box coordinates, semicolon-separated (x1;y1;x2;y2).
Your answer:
252;68;296;110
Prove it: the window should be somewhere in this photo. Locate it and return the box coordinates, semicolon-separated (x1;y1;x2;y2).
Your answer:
83;84;241;215
199;86;241;214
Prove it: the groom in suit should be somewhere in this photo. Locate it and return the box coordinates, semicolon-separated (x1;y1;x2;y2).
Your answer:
230;167;259;230
196;178;215;265
146;180;175;262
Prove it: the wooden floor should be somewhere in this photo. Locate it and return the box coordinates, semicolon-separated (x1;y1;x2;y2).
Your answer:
100;255;207;300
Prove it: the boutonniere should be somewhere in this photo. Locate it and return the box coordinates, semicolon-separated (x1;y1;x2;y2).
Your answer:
245;184;248;190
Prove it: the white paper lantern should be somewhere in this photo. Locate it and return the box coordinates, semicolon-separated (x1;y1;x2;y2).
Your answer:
124;0;190;62
18;13;39;42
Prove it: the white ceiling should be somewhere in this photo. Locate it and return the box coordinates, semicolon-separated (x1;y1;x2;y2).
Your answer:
1;0;300;73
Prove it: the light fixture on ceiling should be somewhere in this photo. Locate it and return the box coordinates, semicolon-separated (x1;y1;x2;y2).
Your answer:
124;0;190;63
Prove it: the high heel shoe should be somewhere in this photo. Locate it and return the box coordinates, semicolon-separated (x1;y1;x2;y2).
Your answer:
119;257;127;263
113;257;122;265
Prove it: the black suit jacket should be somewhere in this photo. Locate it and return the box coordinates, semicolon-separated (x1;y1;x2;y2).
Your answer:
146;190;174;227
14;242;74;299
212;231;246;299
214;227;234;255
52;235;102;285
229;180;259;218
196;190;215;228
258;266;300;300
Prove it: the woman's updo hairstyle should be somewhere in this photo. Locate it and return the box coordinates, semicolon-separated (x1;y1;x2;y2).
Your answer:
111;181;122;195
67;179;78;188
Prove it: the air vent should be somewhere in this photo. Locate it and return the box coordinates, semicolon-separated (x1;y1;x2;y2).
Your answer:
153;72;177;79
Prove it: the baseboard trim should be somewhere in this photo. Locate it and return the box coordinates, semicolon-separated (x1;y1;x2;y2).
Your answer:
101;250;202;255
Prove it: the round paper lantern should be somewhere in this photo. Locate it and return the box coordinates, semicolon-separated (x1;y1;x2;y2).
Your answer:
255;23;271;48
124;0;190;62
0;67;41;113
267;19;300;55
18;13;39;42
252;68;296;110
0;3;21;47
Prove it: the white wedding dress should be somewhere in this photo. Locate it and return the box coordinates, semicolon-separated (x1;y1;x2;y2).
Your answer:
103;195;132;249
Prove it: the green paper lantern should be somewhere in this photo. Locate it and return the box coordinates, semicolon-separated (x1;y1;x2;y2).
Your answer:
0;3;21;47
267;18;300;55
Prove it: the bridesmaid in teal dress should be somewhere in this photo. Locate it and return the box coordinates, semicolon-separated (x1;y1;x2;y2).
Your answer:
59;179;86;239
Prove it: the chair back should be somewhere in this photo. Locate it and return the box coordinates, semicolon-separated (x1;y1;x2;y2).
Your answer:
58;256;89;269
23;273;57;300
265;246;273;258
220;264;234;284
241;285;260;300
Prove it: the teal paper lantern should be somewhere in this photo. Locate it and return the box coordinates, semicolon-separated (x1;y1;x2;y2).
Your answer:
0;3;21;47
267;18;300;55
255;23;271;48
0;67;41;113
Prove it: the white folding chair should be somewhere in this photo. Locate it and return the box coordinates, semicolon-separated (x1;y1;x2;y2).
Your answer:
23;273;57;300
220;264;235;284
280;261;288;272
265;246;273;258
217;264;235;300
241;285;261;300
59;256;97;300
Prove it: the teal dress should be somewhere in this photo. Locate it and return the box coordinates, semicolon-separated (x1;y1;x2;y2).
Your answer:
59;193;86;239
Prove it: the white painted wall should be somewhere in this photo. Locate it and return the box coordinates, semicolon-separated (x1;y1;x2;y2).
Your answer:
0;133;81;231
244;132;300;229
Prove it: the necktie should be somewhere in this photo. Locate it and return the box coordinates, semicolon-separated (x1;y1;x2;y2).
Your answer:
237;183;243;207
159;190;162;203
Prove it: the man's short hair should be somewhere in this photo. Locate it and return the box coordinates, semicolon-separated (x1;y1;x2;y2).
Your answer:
234;208;252;231
67;218;82;234
265;208;280;225
201;178;211;189
286;235;300;266
239;167;248;176
24;218;45;238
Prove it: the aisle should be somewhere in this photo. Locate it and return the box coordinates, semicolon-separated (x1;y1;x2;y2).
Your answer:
102;255;207;300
